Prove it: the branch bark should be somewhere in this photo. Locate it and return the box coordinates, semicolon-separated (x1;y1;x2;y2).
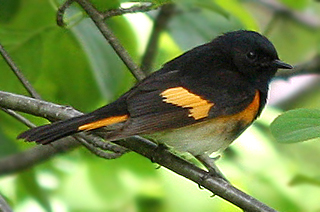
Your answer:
0;90;276;212
0;193;12;212
102;3;159;19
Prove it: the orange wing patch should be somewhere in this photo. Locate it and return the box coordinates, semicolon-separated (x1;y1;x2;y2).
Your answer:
78;115;128;131
160;87;214;120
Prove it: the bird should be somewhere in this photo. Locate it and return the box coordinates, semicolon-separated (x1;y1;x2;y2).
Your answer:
18;30;292;174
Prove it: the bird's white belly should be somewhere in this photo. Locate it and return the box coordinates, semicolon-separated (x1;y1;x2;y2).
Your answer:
149;118;246;156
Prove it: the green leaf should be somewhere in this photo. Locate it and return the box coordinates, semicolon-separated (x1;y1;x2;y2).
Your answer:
270;108;320;143
279;0;309;10
289;174;320;187
63;4;137;103
0;0;21;23
70;17;135;102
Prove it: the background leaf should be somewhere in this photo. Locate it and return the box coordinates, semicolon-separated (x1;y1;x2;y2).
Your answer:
0;0;21;23
270;108;320;143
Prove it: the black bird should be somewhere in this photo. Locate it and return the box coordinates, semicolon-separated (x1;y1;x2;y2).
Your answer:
18;30;292;171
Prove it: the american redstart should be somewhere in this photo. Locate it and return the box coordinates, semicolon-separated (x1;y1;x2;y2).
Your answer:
18;30;292;168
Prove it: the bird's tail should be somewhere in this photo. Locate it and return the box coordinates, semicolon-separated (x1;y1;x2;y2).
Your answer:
17;104;129;145
17;114;97;144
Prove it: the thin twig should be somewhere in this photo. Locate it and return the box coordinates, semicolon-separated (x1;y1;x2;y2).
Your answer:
74;0;146;80
75;135;125;159
57;0;75;26
141;4;176;73
0;43;41;99
0;108;36;128
0;91;276;211
80;133;128;153
103;3;158;19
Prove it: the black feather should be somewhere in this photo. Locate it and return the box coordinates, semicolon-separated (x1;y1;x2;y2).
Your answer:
17;99;128;144
17;114;96;144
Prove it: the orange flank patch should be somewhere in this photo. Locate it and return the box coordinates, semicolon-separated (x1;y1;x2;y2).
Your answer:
78;114;129;131
231;90;260;124
160;87;214;120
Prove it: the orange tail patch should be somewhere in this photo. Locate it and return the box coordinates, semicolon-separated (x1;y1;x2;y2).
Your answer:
78;115;129;131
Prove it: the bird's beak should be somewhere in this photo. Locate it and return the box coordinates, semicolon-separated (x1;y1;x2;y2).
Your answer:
273;59;293;69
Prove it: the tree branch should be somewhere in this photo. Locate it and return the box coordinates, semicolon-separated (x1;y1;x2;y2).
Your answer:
0;108;36;128
0;90;128;174
69;0;146;80
0;193;12;212
56;0;75;27
74;134;127;159
118;136;277;212
0;90;276;211
102;3;159;19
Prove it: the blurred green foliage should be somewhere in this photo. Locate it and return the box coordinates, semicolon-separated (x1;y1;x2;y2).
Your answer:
0;0;320;211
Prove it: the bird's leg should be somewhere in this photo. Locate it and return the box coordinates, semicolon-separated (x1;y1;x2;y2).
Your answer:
195;154;229;182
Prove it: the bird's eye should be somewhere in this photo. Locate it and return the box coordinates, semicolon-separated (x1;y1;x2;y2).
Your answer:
247;51;257;60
